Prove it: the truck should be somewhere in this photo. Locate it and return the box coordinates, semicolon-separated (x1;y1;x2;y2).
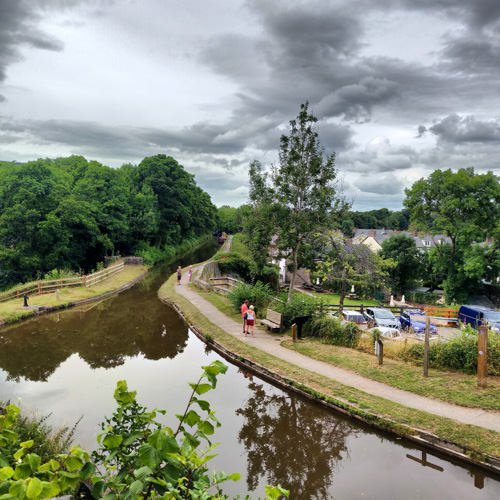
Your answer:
458;305;500;333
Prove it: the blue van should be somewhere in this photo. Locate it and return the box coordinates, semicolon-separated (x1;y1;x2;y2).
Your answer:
458;305;500;333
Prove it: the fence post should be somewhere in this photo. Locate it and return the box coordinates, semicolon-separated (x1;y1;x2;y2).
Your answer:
423;316;430;377
83;275;87;287
477;324;488;388
38;281;41;294
376;339;383;365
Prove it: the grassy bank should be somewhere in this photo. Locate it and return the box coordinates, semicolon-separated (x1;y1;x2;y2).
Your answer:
159;269;500;461
0;264;147;325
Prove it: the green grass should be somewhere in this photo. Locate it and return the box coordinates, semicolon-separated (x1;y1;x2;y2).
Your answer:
0;265;147;325
159;269;500;460
311;293;380;306
283;339;500;410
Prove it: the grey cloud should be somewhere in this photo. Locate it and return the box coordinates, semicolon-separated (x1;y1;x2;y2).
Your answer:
355;173;404;195
429;114;500;143
316;76;399;121
417;125;427;138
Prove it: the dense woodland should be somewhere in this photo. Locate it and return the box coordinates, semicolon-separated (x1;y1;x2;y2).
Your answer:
0;155;217;288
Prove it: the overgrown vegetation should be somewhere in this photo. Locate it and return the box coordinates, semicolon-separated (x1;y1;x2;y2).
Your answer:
303;317;361;348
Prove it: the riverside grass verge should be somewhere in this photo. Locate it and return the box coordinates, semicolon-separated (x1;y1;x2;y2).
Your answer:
158;269;500;463
0;264;147;325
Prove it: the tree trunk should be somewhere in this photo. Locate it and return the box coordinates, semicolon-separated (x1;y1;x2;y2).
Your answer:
287;242;300;303
339;266;348;313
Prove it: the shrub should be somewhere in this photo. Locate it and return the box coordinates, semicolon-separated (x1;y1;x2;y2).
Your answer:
406;291;441;305
395;326;500;375
272;293;322;328
303;317;361;348
228;281;275;315
216;251;252;282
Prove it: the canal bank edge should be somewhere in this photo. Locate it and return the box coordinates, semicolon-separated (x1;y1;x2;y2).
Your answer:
0;267;148;329
158;274;500;477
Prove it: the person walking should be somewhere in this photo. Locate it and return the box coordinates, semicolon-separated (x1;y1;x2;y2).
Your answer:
177;266;182;285
188;266;193;282
241;299;249;333
245;305;256;337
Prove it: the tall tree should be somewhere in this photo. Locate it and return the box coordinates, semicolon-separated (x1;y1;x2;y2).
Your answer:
249;102;347;301
404;168;500;303
380;234;421;295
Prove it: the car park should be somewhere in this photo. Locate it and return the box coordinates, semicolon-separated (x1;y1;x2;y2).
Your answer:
458;305;500;333
400;310;438;334
363;307;400;329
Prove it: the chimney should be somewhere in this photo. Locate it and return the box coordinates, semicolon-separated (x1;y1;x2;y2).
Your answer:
413;231;419;237
368;230;376;237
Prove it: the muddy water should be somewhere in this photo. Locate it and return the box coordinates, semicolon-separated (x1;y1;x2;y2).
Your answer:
0;242;499;499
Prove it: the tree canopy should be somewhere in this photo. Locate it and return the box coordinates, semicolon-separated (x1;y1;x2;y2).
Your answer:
404;167;500;303
248;102;348;301
0;155;217;288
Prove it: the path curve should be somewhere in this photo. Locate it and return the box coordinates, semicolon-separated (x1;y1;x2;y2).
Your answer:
176;266;500;433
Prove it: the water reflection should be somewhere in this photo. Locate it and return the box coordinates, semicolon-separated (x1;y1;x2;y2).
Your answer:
236;381;355;499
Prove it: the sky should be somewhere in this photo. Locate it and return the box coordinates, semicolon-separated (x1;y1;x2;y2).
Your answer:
1;0;500;210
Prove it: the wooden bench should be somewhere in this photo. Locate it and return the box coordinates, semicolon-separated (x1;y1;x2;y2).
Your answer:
260;309;283;333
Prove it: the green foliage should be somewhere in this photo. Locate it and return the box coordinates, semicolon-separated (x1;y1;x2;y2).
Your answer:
370;328;382;345
397;326;500;375
0;363;290;499
406;291;441;305
216;205;248;234
303;317;361;348
228;282;275;315
271;293;320;328
248;102;349;302
404;167;500;303
347;208;410;231
379;234;421;295
42;269;79;281
0;403;94;500
215;252;252;282
0;155;218;288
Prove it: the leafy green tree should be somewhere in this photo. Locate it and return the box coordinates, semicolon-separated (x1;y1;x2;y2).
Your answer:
380;234;421;295
249;103;348;302
313;231;390;311
404;168;500;303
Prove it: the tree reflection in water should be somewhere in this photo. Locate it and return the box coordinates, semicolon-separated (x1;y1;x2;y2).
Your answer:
236;381;356;500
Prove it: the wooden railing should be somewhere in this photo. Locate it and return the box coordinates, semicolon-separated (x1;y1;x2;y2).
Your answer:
422;306;458;319
0;262;124;303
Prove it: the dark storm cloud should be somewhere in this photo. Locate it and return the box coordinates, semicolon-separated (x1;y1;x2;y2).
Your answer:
429;114;500;143
316;76;399;122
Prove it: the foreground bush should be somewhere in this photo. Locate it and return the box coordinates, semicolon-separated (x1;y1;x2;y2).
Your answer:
395;327;500;375
229;281;275;315
272;293;322;328
303;317;361;348
0;362;290;500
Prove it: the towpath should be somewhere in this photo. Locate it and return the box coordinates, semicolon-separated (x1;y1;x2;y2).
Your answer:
175;245;500;433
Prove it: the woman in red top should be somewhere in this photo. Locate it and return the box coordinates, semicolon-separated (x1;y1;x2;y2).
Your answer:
241;300;249;333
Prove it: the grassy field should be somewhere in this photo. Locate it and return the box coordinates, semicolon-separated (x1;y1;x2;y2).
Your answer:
310;292;379;306
0;264;147;325
159;272;500;459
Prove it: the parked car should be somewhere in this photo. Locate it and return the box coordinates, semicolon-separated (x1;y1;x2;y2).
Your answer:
327;310;367;327
400;310;437;334
458;305;500;333
363;307;400;329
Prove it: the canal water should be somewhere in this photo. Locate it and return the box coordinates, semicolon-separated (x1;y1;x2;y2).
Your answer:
0;242;499;499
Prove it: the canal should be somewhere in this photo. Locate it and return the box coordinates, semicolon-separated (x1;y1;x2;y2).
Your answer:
0;242;499;499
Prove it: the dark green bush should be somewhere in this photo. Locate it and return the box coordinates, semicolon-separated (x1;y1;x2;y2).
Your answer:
272;293;321;328
303;317;361;348
406;291;441;305
228;281;275;315
215;251;252;282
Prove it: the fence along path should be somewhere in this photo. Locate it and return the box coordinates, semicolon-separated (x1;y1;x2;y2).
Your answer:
0;262;124;303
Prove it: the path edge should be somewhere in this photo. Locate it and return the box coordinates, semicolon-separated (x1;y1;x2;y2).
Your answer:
158;291;500;476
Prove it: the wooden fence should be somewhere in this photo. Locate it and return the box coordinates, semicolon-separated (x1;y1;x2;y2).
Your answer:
0;262;124;303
